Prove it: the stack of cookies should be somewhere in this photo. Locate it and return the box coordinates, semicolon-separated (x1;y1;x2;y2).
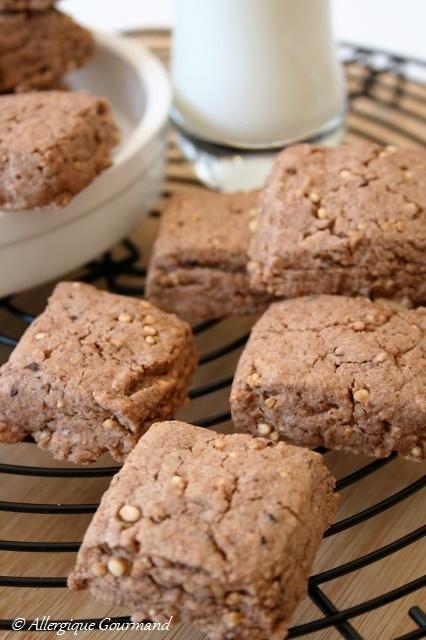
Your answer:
147;141;426;463
0;1;120;210
147;142;426;318
0;0;95;92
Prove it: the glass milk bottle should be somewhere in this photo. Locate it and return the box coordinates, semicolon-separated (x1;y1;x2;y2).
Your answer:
172;0;346;190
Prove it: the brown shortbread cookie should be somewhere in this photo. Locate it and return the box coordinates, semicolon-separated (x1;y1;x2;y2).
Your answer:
68;420;337;640
231;295;426;460
0;284;197;463
0;9;94;92
248;142;426;305
0;91;120;209
146;191;273;322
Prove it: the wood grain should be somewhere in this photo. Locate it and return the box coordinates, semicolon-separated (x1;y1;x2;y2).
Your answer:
0;31;425;640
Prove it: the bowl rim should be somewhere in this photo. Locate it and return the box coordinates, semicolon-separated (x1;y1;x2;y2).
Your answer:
96;30;171;166
0;30;171;235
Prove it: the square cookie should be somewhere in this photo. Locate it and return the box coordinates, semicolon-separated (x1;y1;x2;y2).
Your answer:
146;191;273;322
248;142;426;305
231;295;426;460
0;91;120;210
0;9;94;93
68;421;337;640
0;283;197;463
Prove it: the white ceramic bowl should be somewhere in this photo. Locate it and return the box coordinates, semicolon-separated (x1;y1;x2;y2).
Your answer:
0;31;171;298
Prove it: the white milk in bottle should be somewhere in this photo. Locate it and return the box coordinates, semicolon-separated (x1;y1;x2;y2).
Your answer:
172;0;346;190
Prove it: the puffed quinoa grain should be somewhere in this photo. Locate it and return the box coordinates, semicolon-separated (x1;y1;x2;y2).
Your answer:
118;504;141;523
107;558;127;577
248;372;260;386
103;418;118;429
354;388;370;403
171;475;186;489
143;325;157;336
257;423;272;436
265;397;277;409
118;313;133;323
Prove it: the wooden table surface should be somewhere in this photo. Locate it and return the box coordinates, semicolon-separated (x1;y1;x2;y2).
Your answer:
0;32;425;640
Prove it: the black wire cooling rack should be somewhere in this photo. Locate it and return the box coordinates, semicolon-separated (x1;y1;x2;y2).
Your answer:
0;42;425;639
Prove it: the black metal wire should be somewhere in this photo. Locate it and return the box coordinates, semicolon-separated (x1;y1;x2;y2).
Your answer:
0;43;425;639
325;476;426;537
0;462;119;478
